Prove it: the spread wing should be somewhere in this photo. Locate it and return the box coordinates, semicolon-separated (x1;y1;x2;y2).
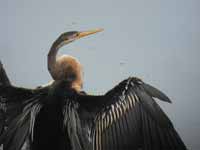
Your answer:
0;61;10;86
0;61;47;150
0;94;45;150
77;77;187;150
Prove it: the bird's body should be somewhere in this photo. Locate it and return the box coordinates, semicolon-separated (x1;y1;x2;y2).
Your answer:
0;29;187;150
31;95;68;150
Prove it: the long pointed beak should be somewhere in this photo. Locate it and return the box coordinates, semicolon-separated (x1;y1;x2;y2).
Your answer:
77;28;103;39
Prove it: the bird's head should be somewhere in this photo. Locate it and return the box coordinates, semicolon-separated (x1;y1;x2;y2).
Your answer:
48;28;103;91
55;28;103;49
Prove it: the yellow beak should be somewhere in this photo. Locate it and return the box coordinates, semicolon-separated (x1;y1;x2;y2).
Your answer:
77;28;104;39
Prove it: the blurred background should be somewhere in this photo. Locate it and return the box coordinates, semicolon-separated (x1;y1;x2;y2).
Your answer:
0;0;199;149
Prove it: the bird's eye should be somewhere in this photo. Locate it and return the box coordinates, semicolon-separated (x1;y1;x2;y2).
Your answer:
68;33;78;40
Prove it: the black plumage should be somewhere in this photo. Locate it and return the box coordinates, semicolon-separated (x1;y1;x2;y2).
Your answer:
0;29;187;150
0;64;187;150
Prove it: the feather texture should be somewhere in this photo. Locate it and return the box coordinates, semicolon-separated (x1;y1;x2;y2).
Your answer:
77;77;187;150
0;71;187;150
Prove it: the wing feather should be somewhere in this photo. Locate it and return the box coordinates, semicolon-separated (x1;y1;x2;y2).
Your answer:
0;91;45;150
142;83;171;103
0;60;11;86
85;77;187;150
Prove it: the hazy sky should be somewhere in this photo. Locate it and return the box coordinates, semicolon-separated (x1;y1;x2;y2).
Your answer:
0;0;199;149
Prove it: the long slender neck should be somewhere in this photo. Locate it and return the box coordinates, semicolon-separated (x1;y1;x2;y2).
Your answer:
48;39;61;79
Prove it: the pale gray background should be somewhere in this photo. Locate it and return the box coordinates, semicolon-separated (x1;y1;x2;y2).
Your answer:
0;0;199;149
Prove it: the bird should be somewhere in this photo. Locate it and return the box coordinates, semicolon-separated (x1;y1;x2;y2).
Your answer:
0;29;187;150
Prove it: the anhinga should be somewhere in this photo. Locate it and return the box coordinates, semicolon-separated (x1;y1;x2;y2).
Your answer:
0;29;187;150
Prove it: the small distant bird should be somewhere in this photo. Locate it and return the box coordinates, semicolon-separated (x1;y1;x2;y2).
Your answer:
0;29;187;150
